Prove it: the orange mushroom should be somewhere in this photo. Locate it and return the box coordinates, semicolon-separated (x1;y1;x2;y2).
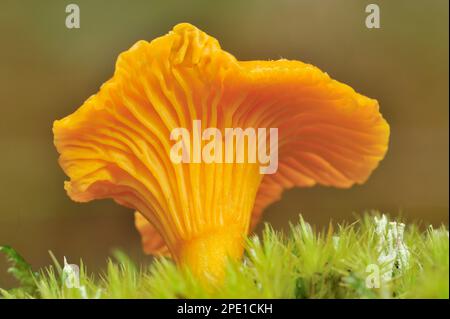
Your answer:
53;23;389;281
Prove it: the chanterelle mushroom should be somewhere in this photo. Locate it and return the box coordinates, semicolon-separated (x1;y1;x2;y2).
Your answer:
53;23;389;282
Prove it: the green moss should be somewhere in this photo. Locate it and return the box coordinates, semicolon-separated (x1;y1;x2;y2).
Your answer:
1;213;448;299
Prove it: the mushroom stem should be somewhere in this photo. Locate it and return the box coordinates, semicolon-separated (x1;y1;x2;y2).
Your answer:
174;223;245;282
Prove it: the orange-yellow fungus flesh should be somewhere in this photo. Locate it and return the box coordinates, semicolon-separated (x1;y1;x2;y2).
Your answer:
53;23;389;281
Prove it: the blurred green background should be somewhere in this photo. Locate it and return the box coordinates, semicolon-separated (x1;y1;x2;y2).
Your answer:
0;0;448;288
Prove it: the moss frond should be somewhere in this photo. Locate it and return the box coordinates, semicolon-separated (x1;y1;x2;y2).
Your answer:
1;213;448;299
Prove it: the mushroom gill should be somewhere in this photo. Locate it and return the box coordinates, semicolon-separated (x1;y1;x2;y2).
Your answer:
53;23;390;281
